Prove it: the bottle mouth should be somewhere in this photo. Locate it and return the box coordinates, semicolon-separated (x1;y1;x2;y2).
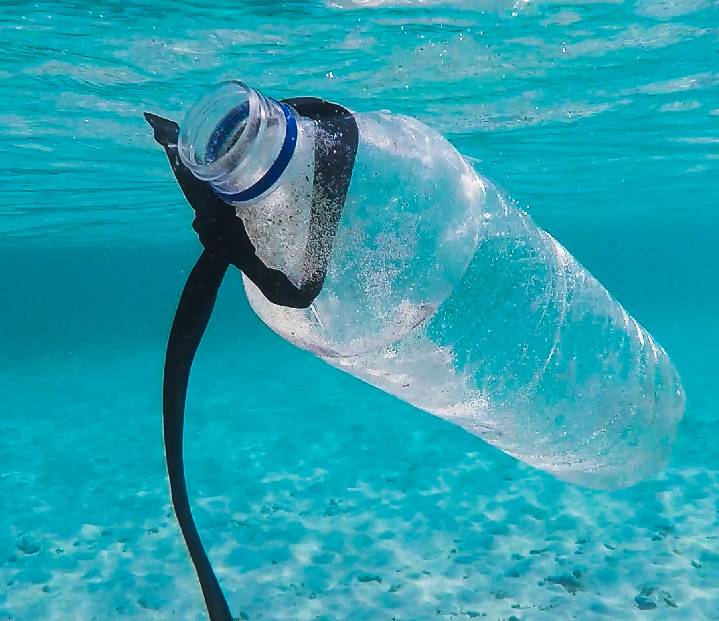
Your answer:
178;81;262;182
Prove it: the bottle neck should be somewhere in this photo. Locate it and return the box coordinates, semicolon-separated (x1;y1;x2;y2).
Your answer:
178;81;298;204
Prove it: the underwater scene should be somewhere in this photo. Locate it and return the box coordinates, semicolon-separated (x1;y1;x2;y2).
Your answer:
1;1;718;620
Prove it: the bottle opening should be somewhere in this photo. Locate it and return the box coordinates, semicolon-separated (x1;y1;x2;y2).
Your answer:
206;101;249;163
178;81;261;181
177;80;295;202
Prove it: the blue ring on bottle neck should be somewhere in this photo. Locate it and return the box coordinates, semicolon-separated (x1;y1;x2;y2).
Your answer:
212;100;298;203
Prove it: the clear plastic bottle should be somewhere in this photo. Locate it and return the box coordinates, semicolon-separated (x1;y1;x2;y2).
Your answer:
179;81;685;489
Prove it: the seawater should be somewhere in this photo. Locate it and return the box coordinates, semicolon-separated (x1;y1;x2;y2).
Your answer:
1;1;718;619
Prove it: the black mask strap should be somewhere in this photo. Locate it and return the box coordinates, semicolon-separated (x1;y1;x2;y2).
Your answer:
145;99;357;621
163;249;232;621
282;97;359;298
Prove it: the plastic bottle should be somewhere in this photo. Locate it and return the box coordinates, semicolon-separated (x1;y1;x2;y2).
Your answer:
178;81;684;489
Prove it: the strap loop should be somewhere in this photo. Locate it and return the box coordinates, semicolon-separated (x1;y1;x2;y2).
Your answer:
148;96;359;621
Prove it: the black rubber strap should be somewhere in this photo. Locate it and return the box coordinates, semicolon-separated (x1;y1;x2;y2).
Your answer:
281;97;358;298
163;249;232;621
145;98;358;621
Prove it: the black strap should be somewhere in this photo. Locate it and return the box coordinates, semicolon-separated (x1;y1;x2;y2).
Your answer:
145;99;358;621
282;97;358;298
163;250;232;621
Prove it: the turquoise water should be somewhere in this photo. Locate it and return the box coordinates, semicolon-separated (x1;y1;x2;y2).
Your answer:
2;1;718;619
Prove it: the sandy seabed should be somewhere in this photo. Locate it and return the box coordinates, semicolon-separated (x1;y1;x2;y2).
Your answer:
2;316;717;621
